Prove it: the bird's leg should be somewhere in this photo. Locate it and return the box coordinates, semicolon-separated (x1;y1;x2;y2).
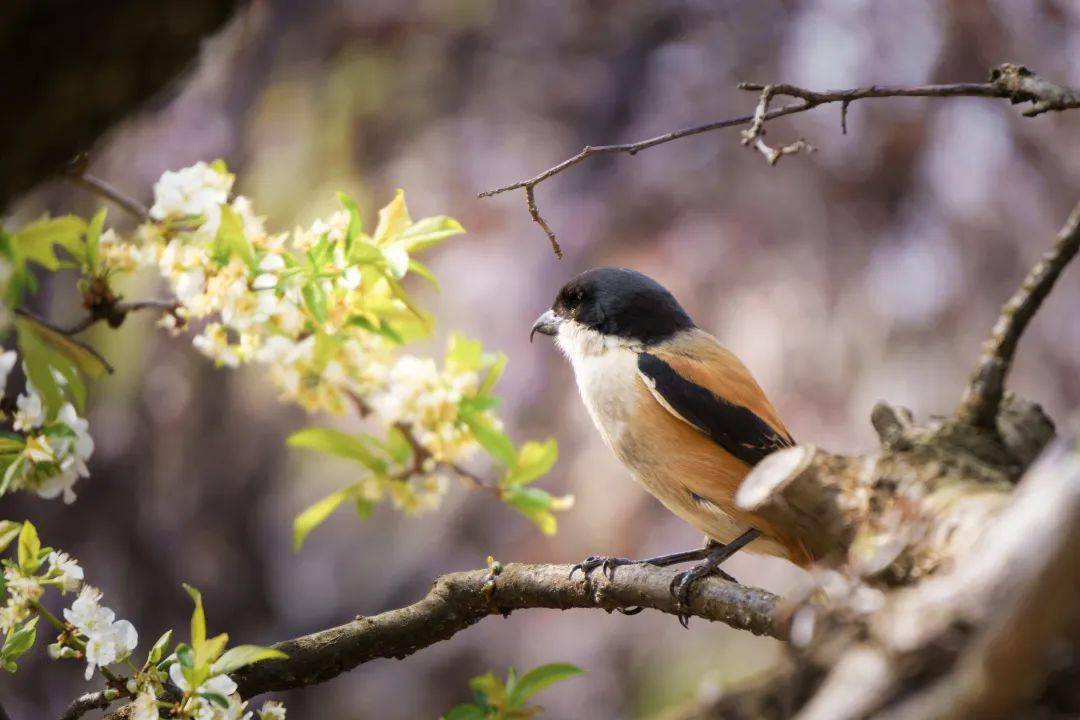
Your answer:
569;546;711;581
670;528;762;628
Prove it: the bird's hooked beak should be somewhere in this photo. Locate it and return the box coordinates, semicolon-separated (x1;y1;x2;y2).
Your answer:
530;309;562;342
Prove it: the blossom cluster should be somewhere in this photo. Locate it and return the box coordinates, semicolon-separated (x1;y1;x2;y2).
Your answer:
0;522;286;719
97;161;510;516
0;350;94;504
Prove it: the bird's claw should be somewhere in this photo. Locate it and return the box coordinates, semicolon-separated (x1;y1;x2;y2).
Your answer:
669;564;738;628
568;555;636;581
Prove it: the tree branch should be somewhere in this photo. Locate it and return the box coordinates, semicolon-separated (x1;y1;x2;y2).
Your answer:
59;691;113;720
66;158;151;222
102;562;781;718
957;199;1080;429
480;63;1080;255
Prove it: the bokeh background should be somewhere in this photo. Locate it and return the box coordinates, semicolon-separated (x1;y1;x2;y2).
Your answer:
4;1;1080;717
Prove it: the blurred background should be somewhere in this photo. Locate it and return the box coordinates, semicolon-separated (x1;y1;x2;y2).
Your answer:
3;1;1080;717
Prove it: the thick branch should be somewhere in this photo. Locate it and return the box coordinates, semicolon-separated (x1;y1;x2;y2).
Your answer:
957;200;1080;429
480;63;1080;254
59;691;112;720
232;562;783;697
104;562;781;717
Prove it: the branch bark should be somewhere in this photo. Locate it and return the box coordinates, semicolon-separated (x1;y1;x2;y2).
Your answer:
59;691;112;720
103;563;782;717
480;63;1080;254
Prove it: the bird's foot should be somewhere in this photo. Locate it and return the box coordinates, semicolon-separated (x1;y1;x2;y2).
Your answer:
568;556;638;581
668;528;763;628
670;562;738;628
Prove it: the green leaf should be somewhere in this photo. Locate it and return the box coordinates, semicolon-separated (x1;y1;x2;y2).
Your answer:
287;428;388;473
400;216;465;252
446;333;484;373
509;663;584;707
354;497;375;520
505;439;558;486
301;281;327;323
503;486;558;535
176;643;195;669
210;159;230;175
469;671;507;708
443;705;486;720
15;315;108;415
210;644;287;675
203;632;229;664
183;584;207;658
348;316;405;345
0;433;24;454
478;352;507;397
1;617;38;666
385;427;413;465
292;486;353;550
460;412;516;467
407;259;440;290
213;204;256;271
384;276;431;329
11;215;87;271
17;522;40;573
0;458;24;498
373;189;412;246
84;208;106;271
336;192;363;250
0;521;22;553
148;630;173;665
201;693;230;709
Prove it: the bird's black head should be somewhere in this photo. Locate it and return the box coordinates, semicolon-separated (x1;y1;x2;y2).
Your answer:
533;267;695;345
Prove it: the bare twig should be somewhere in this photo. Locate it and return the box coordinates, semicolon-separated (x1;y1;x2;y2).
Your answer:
14;308;115;374
100;562;781;718
739;84;816;165
59;691;113;720
958;200;1080;429
66;299;181;335
67;155;151;222
480;64;1080;254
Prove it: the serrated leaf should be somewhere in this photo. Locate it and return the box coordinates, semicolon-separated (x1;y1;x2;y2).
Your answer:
287;428;388;473
210;644;287;675
17;522;40;573
293;486;354;550
460;412;516;467
12;215;87;271
509;663;584;707
505;439;558;486
0;521;21;553
400;216;465;252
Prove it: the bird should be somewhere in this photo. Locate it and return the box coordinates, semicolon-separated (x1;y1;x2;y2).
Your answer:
531;267;809;621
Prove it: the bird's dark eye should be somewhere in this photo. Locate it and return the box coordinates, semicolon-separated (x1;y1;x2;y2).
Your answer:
556;285;587;315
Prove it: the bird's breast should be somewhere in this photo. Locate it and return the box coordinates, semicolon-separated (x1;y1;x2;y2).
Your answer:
568;346;641;456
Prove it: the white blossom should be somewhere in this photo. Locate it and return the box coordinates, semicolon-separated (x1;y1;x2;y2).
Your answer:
258;701;286;720
47;551;84;593
150;162;233;236
63;585;138;679
0;350;16;390
13;386;43;431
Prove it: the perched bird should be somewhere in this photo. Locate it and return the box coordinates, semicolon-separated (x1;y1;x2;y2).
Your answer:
532;267;809;617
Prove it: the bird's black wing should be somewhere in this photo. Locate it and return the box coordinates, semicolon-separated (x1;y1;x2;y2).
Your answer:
637;352;793;466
